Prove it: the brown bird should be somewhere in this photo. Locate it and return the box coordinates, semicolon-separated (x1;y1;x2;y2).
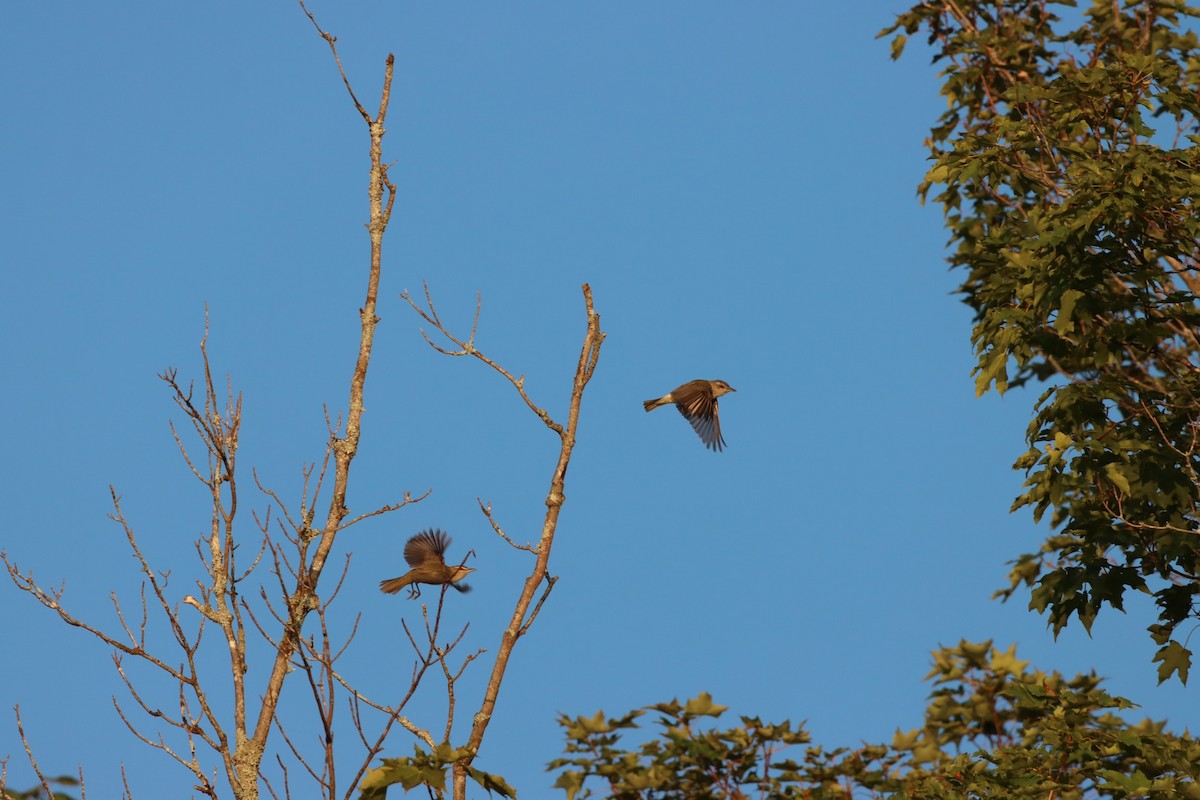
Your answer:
643;379;737;451
379;529;475;598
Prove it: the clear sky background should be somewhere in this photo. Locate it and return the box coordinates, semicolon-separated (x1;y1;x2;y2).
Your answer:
1;3;1190;798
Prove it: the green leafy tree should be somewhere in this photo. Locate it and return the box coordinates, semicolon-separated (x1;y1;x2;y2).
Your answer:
549;642;1200;800
882;0;1200;683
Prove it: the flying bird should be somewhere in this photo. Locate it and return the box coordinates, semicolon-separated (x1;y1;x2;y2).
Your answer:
379;529;475;598
644;379;737;451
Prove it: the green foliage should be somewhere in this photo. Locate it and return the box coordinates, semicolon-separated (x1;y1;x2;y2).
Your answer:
549;691;812;800
883;0;1200;682
548;642;1199;800
0;775;80;800
358;742;516;799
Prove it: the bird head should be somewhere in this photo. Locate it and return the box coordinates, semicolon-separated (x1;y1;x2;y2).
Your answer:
450;565;476;583
711;380;736;397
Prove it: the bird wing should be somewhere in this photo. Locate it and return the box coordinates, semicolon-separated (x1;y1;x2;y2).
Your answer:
403;529;451;567
681;403;725;451
672;382;725;451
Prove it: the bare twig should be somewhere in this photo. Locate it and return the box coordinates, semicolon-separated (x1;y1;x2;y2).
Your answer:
14;706;54;800
298;1;370;123
478;498;536;553
402;283;566;433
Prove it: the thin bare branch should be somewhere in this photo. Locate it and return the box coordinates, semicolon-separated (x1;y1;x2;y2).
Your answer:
401;282;565;433
14;706;54;800
337;490;432;531
518;574;558;637
478;498;536;553
298;0;371;123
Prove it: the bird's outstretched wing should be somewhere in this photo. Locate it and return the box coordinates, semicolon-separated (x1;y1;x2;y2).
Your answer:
680;405;724;451
404;529;451;567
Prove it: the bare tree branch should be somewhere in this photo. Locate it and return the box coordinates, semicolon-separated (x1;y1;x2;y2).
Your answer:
477;498;536;553
400;283;605;799
14;706;54;800
401;283;566;433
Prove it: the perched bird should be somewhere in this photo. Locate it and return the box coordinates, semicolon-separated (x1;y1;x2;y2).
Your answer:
379;529;475;598
644;379;737;452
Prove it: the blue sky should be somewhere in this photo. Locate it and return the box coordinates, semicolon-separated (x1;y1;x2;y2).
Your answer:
1;2;1190;797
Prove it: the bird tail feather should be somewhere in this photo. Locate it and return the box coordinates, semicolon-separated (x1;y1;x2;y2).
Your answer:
379;575;413;594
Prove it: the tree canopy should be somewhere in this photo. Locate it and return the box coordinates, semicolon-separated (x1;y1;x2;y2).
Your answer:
883;0;1200;684
549;641;1199;800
